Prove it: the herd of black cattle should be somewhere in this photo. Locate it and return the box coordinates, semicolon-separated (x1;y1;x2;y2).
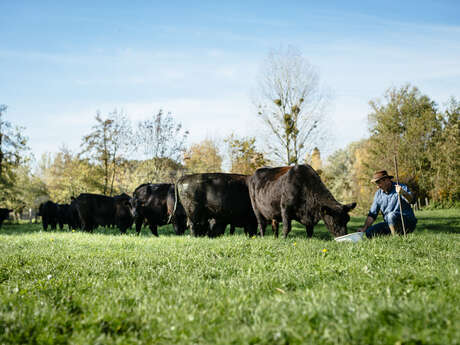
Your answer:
0;164;357;238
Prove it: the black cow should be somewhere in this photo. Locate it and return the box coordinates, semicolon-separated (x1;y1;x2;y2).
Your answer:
57;204;71;230
248;164;356;238
39;200;58;231
129;183;187;236
0;208;12;229
75;193;133;234
176;173;258;237
67;197;81;230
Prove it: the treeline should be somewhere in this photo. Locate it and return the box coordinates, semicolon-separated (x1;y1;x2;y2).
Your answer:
0;107;269;214
1;84;459;215
321;85;459;210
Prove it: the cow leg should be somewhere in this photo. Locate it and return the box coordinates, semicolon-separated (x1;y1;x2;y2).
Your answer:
196;220;209;237
281;210;292;238
209;222;226;237
189;221;205;237
43;219;48;231
85;220;94;233
135;218;143;235
272;220;279;238
245;223;258;237
258;219;267;237
306;224;314;238
230;224;235;235
119;225;128;234
189;221;197;237
253;211;267;237
150;224;159;237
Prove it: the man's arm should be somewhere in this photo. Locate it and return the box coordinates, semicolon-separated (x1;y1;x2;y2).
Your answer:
395;184;414;204
358;216;375;233
360;190;380;232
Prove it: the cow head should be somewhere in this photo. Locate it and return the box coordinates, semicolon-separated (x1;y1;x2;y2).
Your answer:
129;193;153;220
127;196;140;219
320;202;357;237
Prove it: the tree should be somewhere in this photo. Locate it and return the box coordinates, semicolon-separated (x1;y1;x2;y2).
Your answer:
254;46;329;165
322;140;373;211
135;110;188;183
184;139;222;173
10;163;48;216
225;134;268;175
0;104;29;203
81;110;132;195
429;97;460;201
367;85;442;198
38;148;99;202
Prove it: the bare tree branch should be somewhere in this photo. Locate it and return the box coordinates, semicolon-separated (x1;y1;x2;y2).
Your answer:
253;46;330;165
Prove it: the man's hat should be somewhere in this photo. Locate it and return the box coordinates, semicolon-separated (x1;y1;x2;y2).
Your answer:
371;170;394;183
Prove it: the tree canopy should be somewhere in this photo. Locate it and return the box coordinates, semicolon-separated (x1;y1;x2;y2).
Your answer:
225;134;268;175
0;104;29;206
184;139;222;174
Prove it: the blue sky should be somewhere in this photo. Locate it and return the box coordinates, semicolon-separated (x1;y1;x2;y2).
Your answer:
1;1;459;162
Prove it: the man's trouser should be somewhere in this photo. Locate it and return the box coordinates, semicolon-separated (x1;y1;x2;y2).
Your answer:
365;212;417;238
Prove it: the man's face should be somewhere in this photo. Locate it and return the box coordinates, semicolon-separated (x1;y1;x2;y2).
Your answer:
375;177;392;193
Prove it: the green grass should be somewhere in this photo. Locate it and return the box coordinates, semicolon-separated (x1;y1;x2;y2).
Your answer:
0;209;459;345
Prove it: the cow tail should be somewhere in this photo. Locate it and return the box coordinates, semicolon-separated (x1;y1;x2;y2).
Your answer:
167;183;179;224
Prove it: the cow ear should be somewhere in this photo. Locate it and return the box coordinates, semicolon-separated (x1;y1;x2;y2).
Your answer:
343;202;357;212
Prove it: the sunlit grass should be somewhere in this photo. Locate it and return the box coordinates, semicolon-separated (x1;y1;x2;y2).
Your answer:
0;209;458;344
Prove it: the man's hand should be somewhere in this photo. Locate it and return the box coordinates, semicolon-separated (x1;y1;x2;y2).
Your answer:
395;184;413;203
357;227;367;233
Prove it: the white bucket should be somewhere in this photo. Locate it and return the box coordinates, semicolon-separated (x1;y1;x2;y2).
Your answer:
334;231;364;243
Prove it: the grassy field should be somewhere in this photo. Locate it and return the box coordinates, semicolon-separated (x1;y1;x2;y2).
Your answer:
0;209;459;345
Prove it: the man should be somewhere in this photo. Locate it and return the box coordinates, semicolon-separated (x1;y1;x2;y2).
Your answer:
358;170;417;238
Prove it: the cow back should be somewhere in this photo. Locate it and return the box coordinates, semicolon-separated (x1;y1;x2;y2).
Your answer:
132;183;171;224
177;173;256;232
75;193;116;227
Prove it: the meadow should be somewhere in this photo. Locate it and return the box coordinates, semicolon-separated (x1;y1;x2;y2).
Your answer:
0;209;459;345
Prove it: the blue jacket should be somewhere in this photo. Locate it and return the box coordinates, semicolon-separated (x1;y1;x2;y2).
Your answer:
368;182;416;223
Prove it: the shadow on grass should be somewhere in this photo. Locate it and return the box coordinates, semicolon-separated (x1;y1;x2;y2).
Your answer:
415;216;460;234
0;222;180;237
2;211;458;237
0;221;335;240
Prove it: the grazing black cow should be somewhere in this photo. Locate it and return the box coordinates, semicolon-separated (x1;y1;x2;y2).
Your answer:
248;164;356;238
75;193;133;233
0;208;12;229
39;200;58;231
176;173;258;237
57;204;71;230
67;197;81;230
129;183;187;236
